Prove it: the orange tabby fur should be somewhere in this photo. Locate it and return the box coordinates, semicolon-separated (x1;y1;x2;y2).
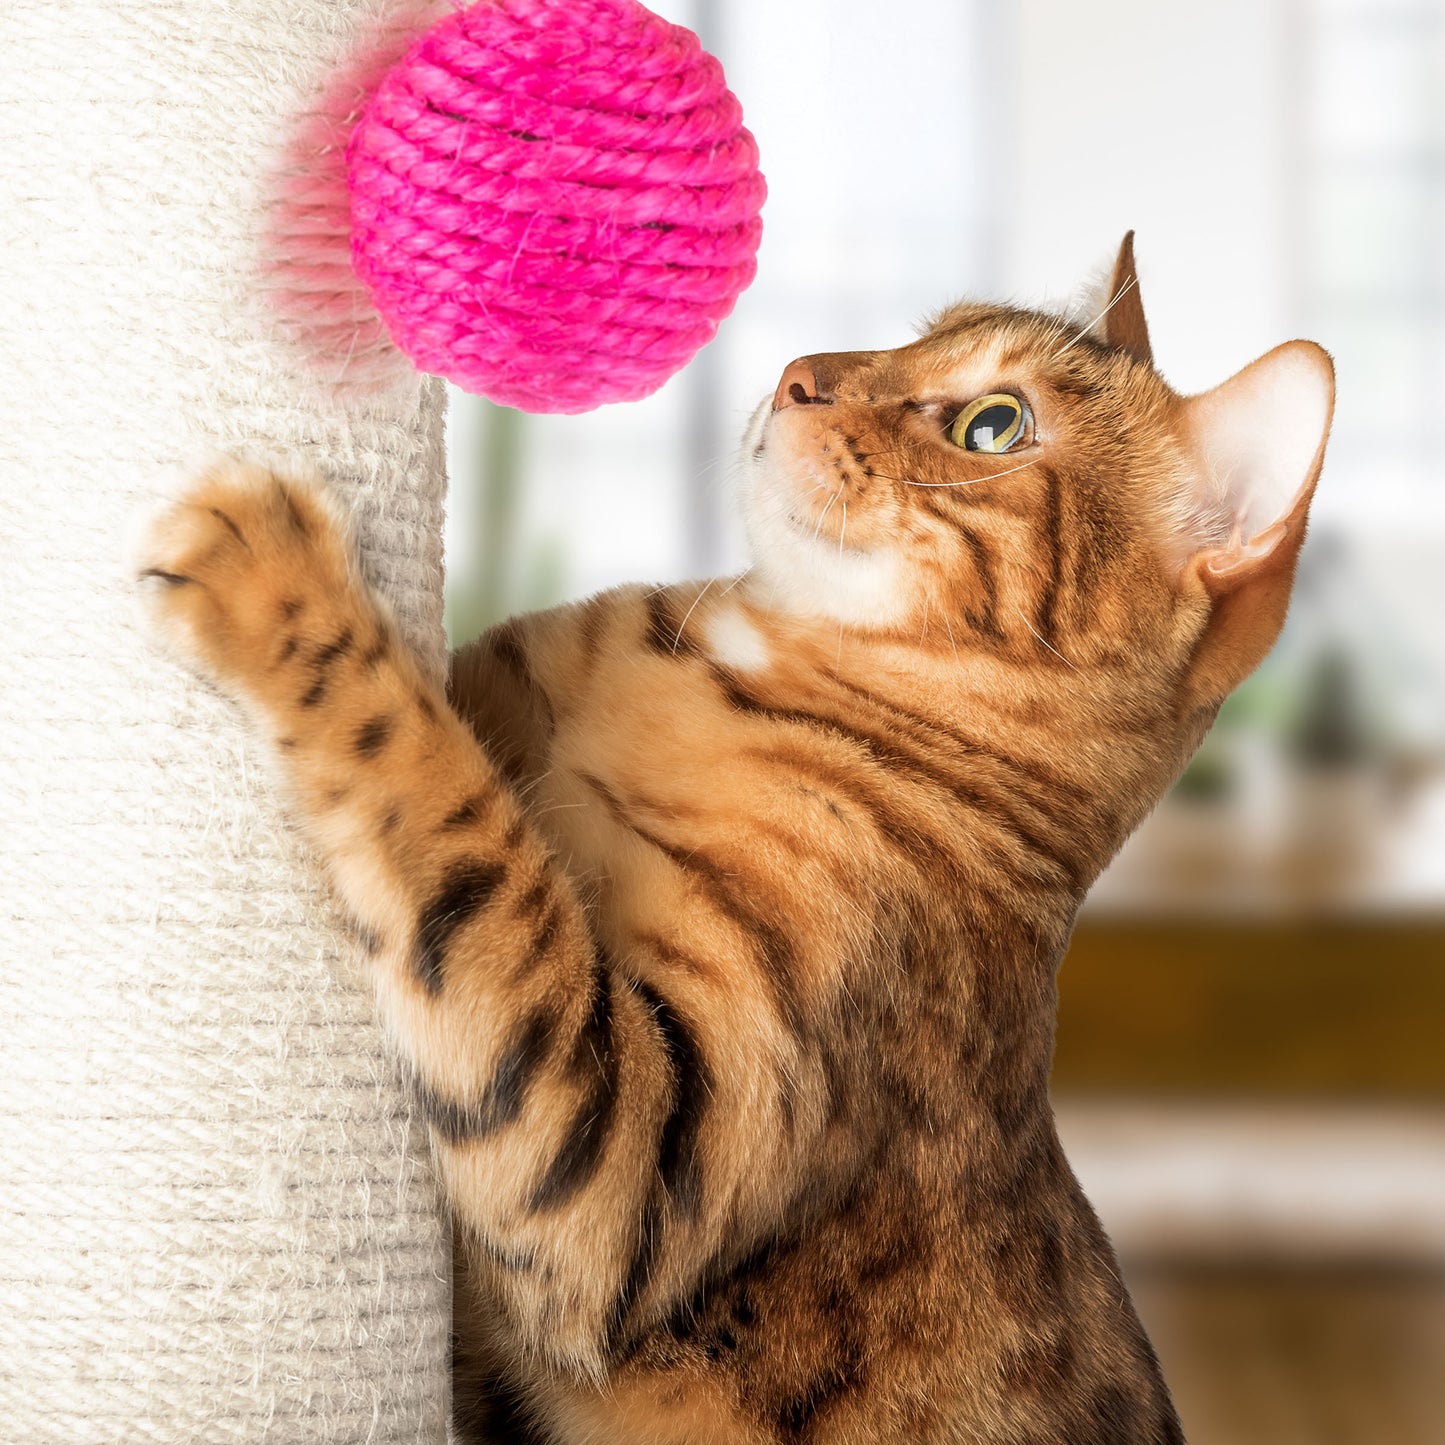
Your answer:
139;239;1333;1443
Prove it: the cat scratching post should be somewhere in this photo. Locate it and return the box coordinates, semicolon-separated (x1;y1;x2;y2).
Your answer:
0;3;451;1438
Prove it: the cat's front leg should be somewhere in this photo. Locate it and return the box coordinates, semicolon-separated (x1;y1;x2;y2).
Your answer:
136;462;676;1376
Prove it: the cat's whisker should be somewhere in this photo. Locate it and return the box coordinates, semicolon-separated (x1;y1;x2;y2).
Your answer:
1050;276;1137;361
513;766;556;802
530;800;589;817
1042;303;1088;350
1018;609;1078;669
941;608;960;665
1035;289;1091;352
691;447;741;481
717;570;750;597
1034;306;1068;349
838;500;847;557
670;577;717;654
811;488;839;544
894;457;1042;489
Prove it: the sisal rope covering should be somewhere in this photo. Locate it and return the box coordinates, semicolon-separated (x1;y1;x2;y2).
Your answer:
0;3;451;1439
347;0;766;412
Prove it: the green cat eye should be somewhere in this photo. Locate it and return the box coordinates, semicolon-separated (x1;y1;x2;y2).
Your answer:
950;393;1032;453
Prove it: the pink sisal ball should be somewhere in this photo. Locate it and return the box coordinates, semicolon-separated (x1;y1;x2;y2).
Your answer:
346;0;766;413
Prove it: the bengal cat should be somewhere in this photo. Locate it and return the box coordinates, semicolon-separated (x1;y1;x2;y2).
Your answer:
139;235;1333;1443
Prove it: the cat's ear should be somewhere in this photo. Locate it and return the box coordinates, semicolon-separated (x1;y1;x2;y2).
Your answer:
1090;231;1153;366
1177;340;1335;710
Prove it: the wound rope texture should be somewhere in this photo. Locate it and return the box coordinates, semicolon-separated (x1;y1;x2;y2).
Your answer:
347;0;766;412
0;3;450;1439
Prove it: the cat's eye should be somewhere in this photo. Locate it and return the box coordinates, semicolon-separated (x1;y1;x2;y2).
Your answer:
950;393;1032;453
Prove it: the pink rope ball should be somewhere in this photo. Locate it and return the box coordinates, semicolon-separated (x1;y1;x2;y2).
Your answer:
346;0;766;413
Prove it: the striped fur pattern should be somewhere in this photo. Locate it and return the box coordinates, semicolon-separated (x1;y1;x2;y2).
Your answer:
139;258;1331;1443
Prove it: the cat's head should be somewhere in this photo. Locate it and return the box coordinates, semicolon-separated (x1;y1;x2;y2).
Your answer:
738;234;1334;739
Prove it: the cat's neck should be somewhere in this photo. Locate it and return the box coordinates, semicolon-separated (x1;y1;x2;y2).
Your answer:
722;578;1177;899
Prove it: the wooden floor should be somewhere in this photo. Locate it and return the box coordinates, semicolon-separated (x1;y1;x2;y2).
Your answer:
1129;1268;1445;1445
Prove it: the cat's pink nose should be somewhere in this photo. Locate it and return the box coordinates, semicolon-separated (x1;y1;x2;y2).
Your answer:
772;360;820;412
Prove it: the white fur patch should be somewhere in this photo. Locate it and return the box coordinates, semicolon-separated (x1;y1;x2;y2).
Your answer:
736;396;911;627
705;606;771;672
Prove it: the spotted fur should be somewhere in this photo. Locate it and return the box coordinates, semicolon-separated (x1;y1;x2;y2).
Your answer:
139;242;1332;1443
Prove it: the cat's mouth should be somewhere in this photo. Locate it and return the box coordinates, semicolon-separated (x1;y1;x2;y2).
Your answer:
744;398;873;555
735;398;910;627
761;462;884;566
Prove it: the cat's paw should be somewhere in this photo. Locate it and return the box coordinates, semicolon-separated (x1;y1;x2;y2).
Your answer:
137;459;365;699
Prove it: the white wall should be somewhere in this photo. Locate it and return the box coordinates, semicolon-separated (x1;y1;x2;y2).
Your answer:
1005;0;1295;396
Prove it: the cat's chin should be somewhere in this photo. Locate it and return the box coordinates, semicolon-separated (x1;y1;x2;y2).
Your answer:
736;397;910;630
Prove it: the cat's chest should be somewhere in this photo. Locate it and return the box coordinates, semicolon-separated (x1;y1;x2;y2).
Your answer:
526;666;734;902
521;666;856;952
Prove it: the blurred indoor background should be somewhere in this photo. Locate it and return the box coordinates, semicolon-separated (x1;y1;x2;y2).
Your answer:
443;1;1445;1439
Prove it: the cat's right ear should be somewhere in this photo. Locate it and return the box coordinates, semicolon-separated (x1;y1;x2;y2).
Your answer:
1176;340;1335;711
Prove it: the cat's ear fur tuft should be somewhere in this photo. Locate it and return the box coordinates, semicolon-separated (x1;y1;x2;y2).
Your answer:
1087;231;1154;366
1177;340;1335;709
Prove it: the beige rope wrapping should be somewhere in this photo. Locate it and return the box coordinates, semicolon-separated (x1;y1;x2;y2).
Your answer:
0;3;451;1438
